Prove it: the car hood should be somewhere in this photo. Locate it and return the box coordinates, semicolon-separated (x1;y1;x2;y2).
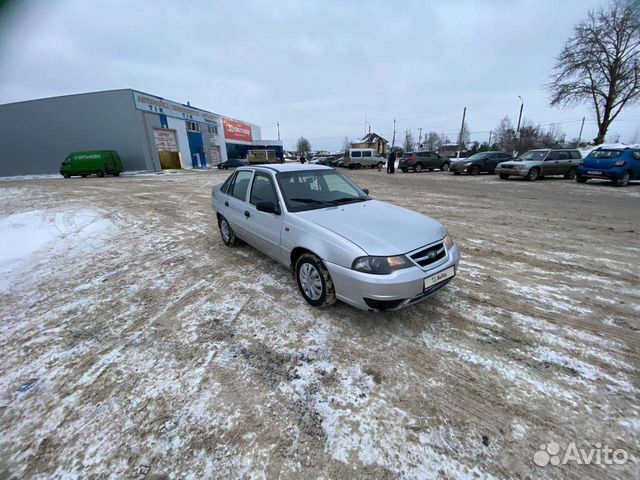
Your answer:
297;200;447;256
499;160;540;167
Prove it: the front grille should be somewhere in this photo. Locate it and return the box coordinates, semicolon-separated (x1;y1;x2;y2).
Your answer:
410;242;446;267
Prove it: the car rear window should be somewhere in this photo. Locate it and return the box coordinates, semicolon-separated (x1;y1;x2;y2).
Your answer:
589;150;623;159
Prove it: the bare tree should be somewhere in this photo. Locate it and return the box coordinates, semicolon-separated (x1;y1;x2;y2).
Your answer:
424;131;440;151
403;129;415;152
296;137;311;155
495;116;517;152
547;1;640;144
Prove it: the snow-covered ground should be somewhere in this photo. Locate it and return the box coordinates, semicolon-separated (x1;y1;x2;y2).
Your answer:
0;172;638;479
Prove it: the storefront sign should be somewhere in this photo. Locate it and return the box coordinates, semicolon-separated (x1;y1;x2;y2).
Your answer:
132;90;217;124
153;128;178;152
223;119;253;142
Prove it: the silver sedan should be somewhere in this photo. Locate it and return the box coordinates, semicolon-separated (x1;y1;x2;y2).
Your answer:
211;164;460;311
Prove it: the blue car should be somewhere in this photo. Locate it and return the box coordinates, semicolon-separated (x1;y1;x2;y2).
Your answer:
577;147;640;186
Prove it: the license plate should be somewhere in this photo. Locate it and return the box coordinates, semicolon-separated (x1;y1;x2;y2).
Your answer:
587;170;601;175
424;266;455;289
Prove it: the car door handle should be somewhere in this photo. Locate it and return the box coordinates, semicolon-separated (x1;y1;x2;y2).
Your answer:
244;210;250;218
224;201;229;207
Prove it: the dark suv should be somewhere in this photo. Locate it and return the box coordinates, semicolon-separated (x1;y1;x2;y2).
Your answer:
399;151;450;173
449;151;513;175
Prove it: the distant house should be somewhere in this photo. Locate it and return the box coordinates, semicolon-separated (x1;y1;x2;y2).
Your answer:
351;132;389;157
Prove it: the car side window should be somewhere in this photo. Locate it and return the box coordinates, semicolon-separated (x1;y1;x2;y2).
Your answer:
230;170;253;201
220;172;235;194
250;172;278;206
545;151;558;161
352;151;362;158
362;151;372;157
558;151;571;160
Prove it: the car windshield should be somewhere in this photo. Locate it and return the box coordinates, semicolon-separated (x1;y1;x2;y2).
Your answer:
589;149;623;159
464;153;488;161
276;169;369;212
517;151;547;161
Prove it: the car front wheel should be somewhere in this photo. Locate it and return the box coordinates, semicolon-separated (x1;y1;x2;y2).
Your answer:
499;173;509;180
470;165;481;176
575;175;587;183
564;167;577;180
526;167;540;181
441;162;450;171
219;216;238;246
295;253;336;307
414;163;423;173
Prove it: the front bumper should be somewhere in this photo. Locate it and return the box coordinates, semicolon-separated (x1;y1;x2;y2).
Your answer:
449;163;469;173
496;166;529;177
325;244;460;311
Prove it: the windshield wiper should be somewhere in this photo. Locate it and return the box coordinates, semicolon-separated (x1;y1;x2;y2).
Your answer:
289;198;333;205
329;197;367;205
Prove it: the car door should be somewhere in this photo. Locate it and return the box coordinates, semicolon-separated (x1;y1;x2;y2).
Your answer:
225;169;254;238
485;153;500;172
422;152;436;168
542;151;559;175
557;150;572;173
245;171;283;259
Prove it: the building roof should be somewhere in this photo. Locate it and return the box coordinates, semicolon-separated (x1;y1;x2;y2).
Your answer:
353;132;388;144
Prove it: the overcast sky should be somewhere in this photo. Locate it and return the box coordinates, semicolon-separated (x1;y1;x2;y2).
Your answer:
1;0;638;150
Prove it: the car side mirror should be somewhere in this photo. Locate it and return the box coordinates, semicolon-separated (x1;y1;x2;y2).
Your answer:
362;188;370;195
256;201;280;215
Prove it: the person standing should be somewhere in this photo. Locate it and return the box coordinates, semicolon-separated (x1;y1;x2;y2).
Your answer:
387;151;396;174
300;154;306;164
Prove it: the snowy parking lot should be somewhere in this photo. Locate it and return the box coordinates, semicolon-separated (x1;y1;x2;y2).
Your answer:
1;170;639;479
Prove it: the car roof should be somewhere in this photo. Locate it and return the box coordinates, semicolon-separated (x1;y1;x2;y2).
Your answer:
239;163;333;173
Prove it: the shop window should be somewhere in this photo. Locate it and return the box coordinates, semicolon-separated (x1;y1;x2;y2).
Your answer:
186;121;200;132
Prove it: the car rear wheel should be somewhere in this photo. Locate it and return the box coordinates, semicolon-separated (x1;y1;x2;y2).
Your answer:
62;173;70;178
564;167;577;180
376;161;384;169
219;216;238;246
97;171;105;177
453;171;460;175
470;165;481;176
499;173;509;180
113;172;120;177
401;168;407;173
526;167;540;181
440;162;450;171
414;163;423;173
575;175;587;183
295;253;336;307
615;171;630;187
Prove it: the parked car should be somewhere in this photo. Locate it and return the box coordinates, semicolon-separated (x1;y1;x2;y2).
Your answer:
218;159;249;169
211;164;459;311
60;150;123;178
399;151;450;173
576;147;640;186
495;148;582;181
449;151;513;175
309;156;326;164
343;148;386;169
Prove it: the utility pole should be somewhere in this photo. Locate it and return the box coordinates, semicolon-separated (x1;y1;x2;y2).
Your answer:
418;127;423;148
391;118;396;148
277;122;280;141
576;116;585;147
488;130;492;148
516;95;524;137
364;113;367;136
458;107;467;149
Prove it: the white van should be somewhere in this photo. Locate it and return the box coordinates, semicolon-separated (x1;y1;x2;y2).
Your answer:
345;148;386;169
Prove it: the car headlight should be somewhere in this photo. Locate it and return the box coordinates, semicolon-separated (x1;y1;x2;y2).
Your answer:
352;255;413;274
443;234;454;250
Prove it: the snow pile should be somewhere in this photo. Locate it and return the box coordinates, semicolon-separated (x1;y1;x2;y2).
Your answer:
0;208;119;292
578;142;640;158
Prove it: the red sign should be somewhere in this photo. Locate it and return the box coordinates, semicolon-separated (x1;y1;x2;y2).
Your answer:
223;119;253;142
